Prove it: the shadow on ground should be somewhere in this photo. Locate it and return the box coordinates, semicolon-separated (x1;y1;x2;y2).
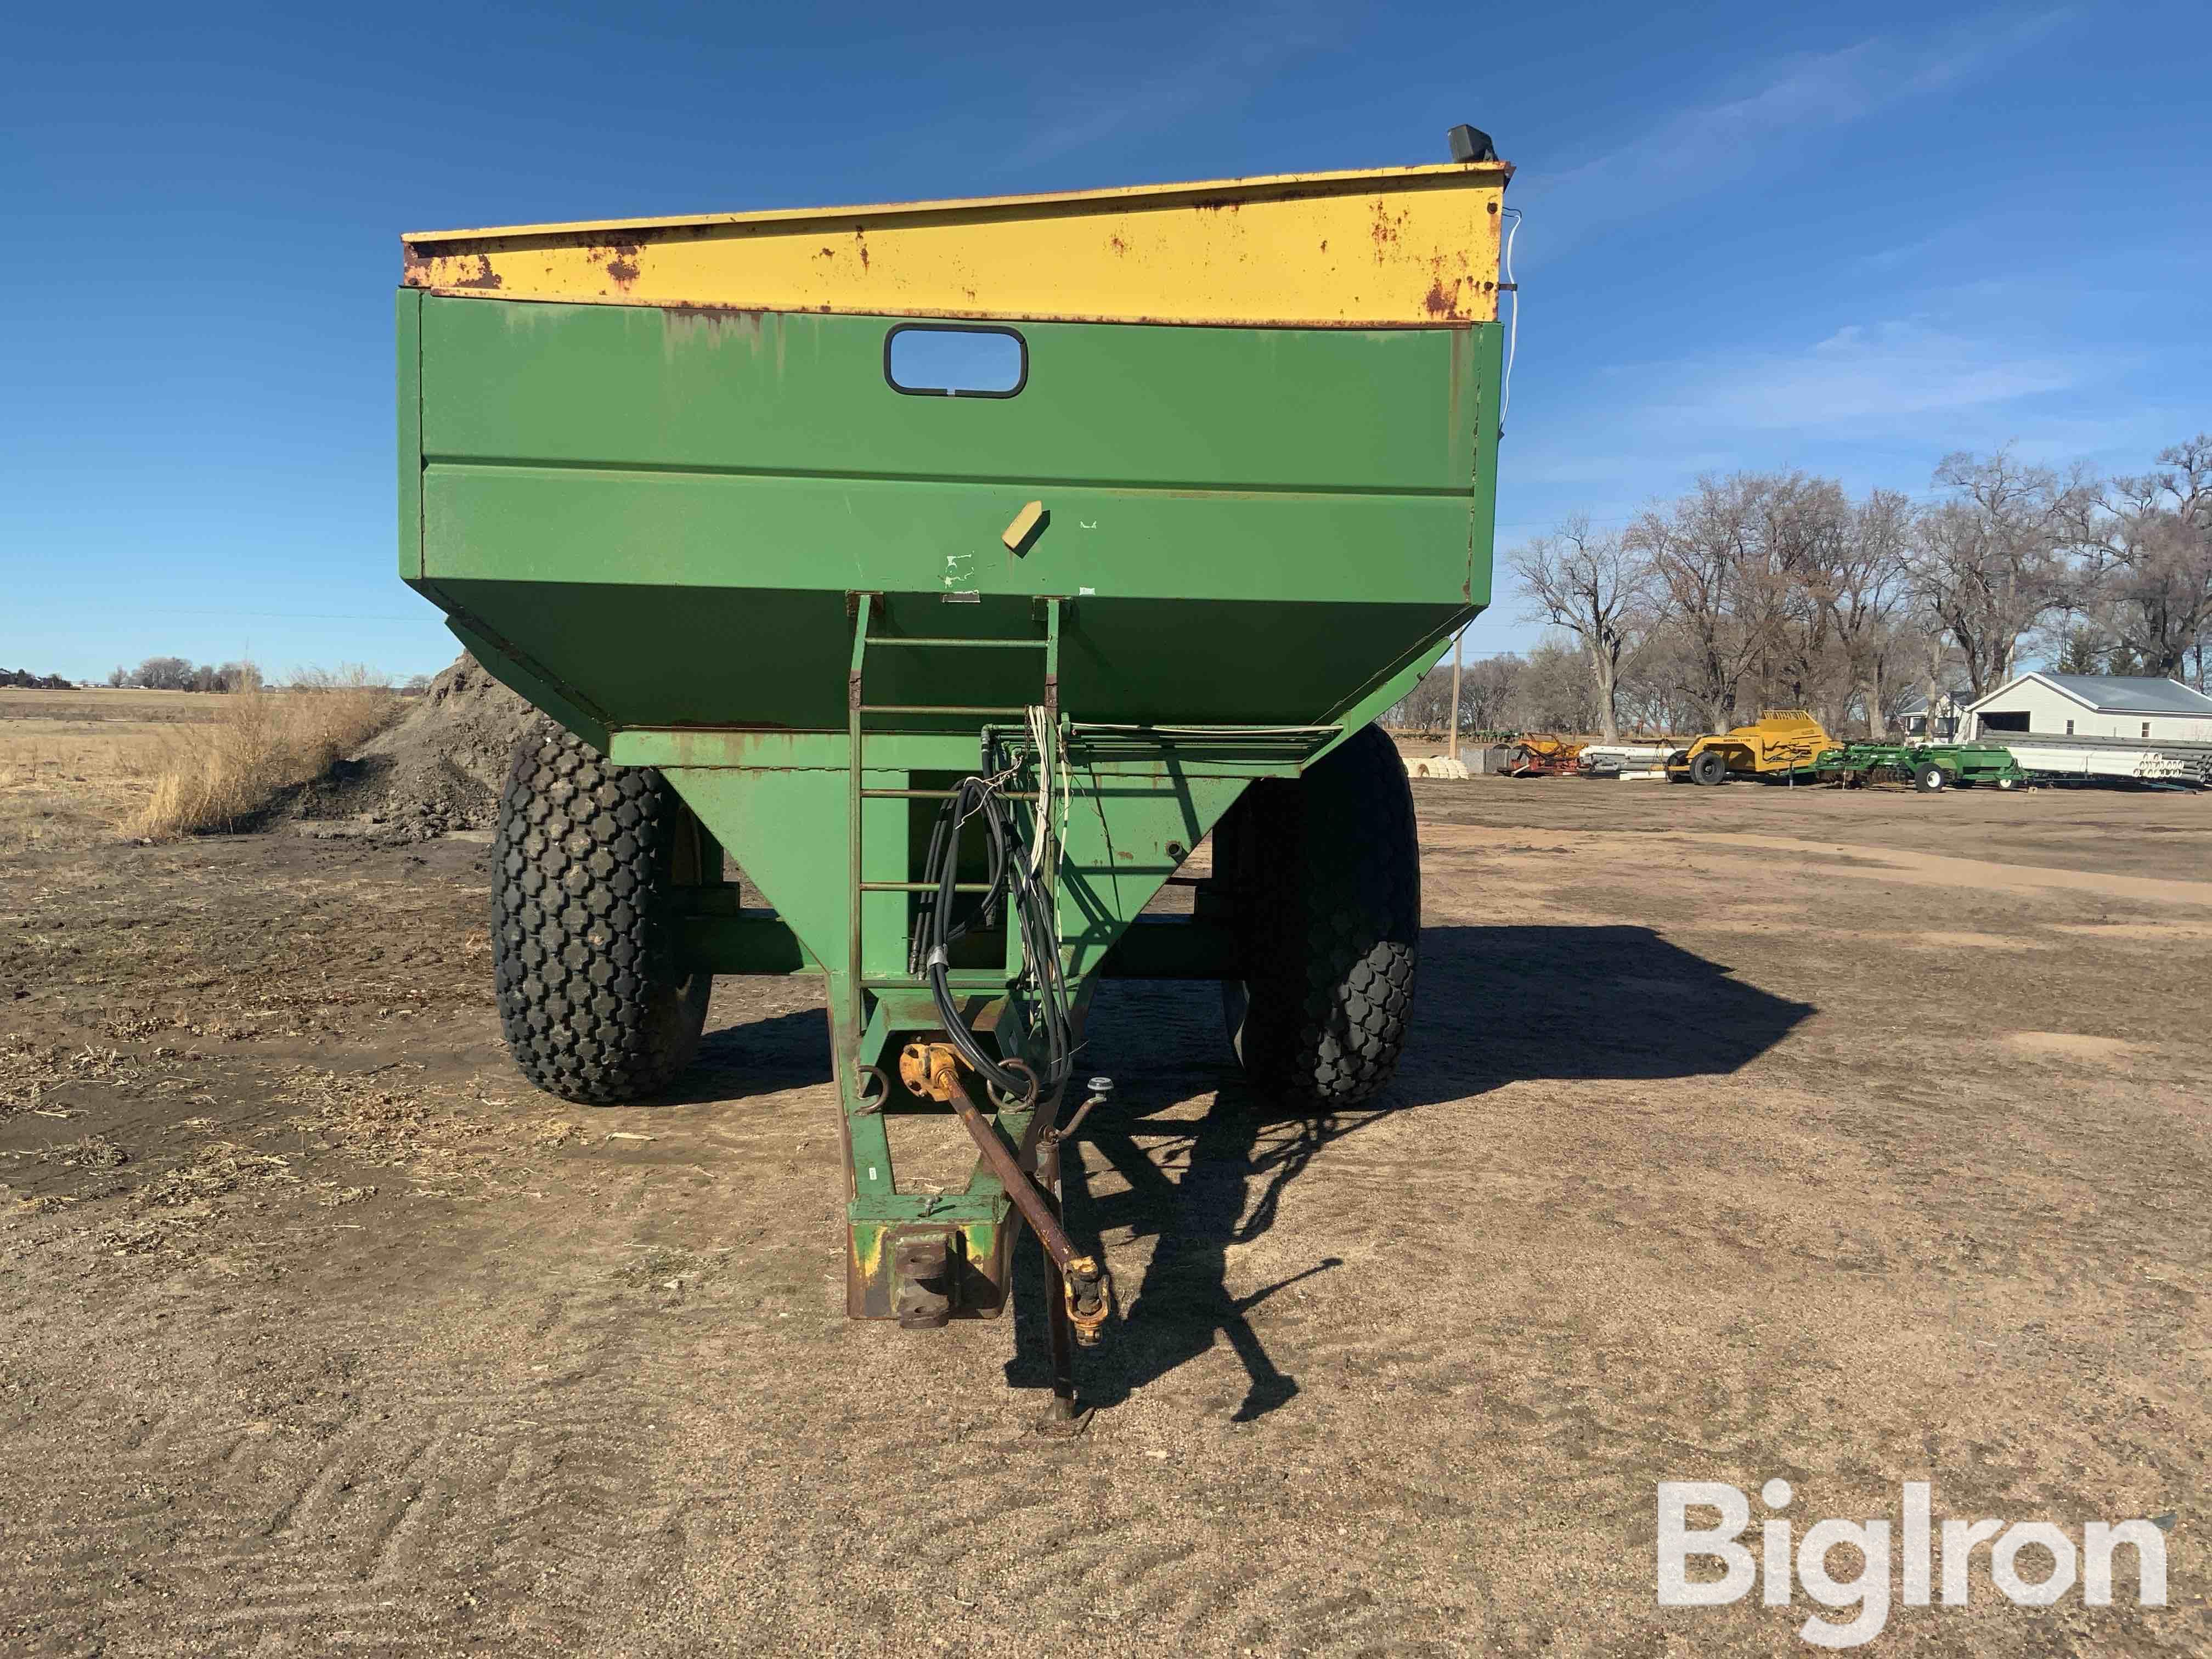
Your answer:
1011;923;1816;1419
654;1009;836;1105
655;925;1813;1418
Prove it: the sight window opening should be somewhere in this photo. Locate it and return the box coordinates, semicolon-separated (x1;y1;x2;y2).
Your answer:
885;325;1027;398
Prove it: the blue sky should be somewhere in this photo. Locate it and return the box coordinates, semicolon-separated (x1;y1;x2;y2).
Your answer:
7;2;2208;682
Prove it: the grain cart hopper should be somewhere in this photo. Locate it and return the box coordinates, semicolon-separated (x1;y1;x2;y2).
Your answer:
397;146;1511;1416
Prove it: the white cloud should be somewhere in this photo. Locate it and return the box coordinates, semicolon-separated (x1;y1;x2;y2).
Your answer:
1489;319;2123;585
1655;320;2086;430
998;4;1332;171
1512;10;2072;260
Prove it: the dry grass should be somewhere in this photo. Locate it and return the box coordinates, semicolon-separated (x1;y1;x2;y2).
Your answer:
0;690;230;849
0;679;402;848
126;673;398;839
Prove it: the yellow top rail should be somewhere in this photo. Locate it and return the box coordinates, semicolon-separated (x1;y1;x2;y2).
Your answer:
401;160;1513;328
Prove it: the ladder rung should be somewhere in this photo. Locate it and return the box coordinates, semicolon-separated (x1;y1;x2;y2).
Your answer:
865;636;1049;650
860;787;960;799
860;881;996;893
859;703;1031;716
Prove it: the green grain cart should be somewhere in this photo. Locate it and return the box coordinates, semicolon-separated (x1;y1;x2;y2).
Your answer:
397;145;1511;1415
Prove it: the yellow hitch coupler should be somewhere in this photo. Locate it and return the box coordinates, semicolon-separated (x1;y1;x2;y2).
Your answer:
898;1040;964;1103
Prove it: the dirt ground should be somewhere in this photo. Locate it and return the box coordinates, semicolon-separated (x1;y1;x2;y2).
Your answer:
3;769;2208;1656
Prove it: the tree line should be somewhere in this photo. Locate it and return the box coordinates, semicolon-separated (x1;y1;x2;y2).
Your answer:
103;658;434;694
106;657;263;692
1396;437;2212;742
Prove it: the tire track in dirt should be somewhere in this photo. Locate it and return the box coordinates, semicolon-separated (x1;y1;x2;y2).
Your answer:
0;1172;718;1655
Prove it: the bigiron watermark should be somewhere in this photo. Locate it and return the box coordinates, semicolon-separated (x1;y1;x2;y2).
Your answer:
1657;1479;2170;1648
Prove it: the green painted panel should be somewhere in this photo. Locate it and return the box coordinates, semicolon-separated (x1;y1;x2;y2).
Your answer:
662;766;855;975
419;300;1480;495
664;759;1248;986
405;295;1499;740
396;290;422;581
1056;768;1249;981
420;465;1479;603
442;616;608;750
426;579;1459;731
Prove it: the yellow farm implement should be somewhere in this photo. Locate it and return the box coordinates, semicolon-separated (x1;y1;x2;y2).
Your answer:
1667;712;1836;786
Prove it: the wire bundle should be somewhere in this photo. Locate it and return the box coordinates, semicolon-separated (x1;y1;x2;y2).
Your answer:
911;759;1073;1104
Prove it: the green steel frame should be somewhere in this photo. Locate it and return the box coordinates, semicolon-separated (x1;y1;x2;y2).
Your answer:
398;290;1502;1324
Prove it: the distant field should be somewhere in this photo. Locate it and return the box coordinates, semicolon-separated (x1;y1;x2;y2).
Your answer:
0;686;231;725
0;687;365;849
0;689;234;848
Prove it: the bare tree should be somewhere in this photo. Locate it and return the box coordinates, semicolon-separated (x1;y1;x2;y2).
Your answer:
2075;436;2212;681
1386;652;1458;735
1808;488;1913;736
1388;652;1527;738
1748;475;1853;724
1513;639;1601;733
1907;448;2086;697
1459;654;1525;733
1510;516;1651;741
1613;624;1707;735
1624;473;1832;729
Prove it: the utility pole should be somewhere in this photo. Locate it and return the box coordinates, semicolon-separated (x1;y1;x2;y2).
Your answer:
1447;629;1464;761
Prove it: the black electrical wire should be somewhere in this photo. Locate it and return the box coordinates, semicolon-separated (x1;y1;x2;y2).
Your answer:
913;768;1073;1104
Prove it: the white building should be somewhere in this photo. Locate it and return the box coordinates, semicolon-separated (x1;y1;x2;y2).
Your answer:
1894;687;1970;741
1966;673;2212;744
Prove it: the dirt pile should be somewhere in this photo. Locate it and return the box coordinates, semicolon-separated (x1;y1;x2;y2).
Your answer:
294;653;541;840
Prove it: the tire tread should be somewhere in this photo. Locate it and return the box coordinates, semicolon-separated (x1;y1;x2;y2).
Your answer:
491;724;709;1104
1226;724;1419;1108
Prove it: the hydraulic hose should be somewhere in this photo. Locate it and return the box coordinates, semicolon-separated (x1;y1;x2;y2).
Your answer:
913;771;1073;1104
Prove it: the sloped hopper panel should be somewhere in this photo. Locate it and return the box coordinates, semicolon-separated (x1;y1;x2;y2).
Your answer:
397;161;1507;994
404;299;1497;736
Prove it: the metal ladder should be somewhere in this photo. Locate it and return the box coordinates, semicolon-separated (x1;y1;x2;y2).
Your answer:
842;594;1103;1427
842;591;1063;1023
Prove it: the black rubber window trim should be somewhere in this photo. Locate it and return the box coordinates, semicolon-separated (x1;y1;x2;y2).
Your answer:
883;323;1029;399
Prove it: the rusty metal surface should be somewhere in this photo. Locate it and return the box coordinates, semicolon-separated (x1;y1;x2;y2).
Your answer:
943;1079;1110;1344
890;1231;954;1329
1504;735;1587;777
897;1040;964;1103
400;160;1511;327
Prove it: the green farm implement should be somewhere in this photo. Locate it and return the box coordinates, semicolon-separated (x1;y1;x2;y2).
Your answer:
397;143;1512;1418
1813;742;2027;792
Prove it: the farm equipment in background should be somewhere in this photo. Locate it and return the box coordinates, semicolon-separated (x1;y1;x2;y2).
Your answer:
1667;711;1836;785
1577;741;1677;778
396;144;1512;1422
1813;742;2027;792
1504;735;1585;776
2001;734;2212;789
